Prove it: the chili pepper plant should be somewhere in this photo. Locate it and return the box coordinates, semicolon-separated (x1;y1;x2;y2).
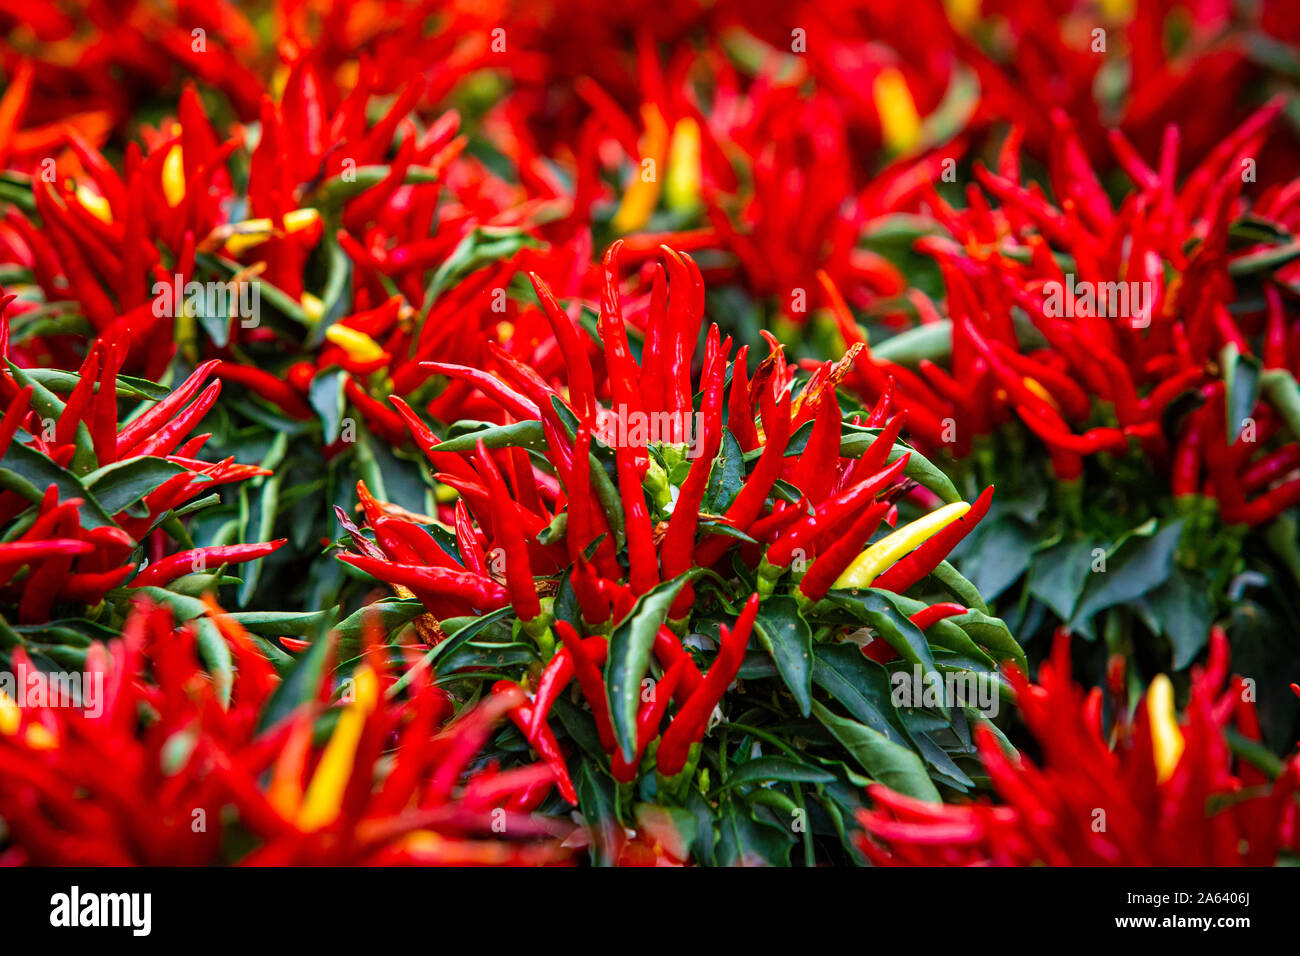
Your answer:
0;0;1298;868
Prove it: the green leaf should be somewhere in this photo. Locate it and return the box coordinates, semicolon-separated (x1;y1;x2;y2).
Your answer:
23;368;170;401
1260;369;1300;443
337;599;426;642
951;609;1027;671
752;596;813;716
870;320;952;365
310;164;443;207
387;606;515;697
882;443;962;504
194;617;234;706
1221;342;1262;443
435;419;546;453
962;515;1035;601
810;701;940;801
811;643;908;744
714;802;792;866
228;608;338;639
930;560;989;613
1227;240;1300;275
824;589;937;676
605;571;698;761
1141;568;1213;669
702;428;744;514
110;587;207;621
309;368;347;444
1027;535;1097;621
0;442;114;528
424;226;537;304
258;630;334;731
237;468;283;606
1068;520;1183;633
575;761;623;867
83;457;187;515
715;756;836;790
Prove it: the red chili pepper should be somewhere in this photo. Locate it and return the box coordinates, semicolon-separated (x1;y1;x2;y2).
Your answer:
655;594;759;775
529;272;597;422
337;553;508;609
615;437;659;595
611;656;687;782
909;602;968;631
55;346;100;446
473;440;541;622
343;379;409;447
767;454;910;570
726;345;758;451
0;539;94;565
652;625;704;702
17;509;80;623
1235;477;1300;526
372;516;459;570
387;395;480;485
90;339;126;465
454;499;488;575
130;540;286;587
1243;445;1300;493
790;388;842;503
61;565;135;603
865;381;896;428
211;362;314;420
116;361;219;456
695;388;792;568
797;502;890;603
598;240;645;426
420;361;540;422
661;324;725;582
492;680;578;805
526;647;575;742
570;554;611;626
554;621;615;752
871;486;994;594
1172;417;1205;499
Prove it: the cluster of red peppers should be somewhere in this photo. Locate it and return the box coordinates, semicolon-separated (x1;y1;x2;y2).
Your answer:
859;628;1300;865
0;321;282;624
0;596;574;865
339;241;1007;799
836;99;1300;533
0;0;1298;867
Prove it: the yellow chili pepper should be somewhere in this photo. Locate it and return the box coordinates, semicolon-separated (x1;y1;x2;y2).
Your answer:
834;501;971;589
1146;674;1185;783
301;292;325;324
1022;376;1059;411
24;724;56;750
0;688;19;736
665;116;701;212
161;142;186;207
0;690;55;748
943;0;981;32
297;666;378;829
222;218;275;256
611;103;669;234
872;67;923;156
324;322;385;361
75;185;112;224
